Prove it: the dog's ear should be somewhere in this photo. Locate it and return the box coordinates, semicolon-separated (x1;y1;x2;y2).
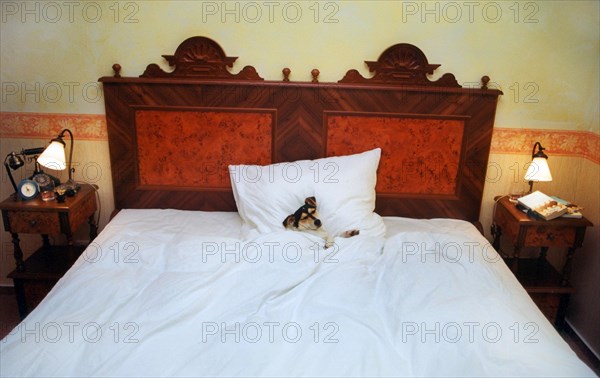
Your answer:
283;214;295;228
305;196;317;207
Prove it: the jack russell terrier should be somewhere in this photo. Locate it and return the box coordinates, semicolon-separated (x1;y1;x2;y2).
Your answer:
282;196;359;249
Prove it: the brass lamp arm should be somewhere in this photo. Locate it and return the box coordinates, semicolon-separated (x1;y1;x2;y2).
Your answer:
58;128;74;181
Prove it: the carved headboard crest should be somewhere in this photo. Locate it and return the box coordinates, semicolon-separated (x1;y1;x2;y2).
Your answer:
339;43;459;87
141;36;263;80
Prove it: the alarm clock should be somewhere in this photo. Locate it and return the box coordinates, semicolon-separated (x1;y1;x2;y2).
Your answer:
17;179;39;200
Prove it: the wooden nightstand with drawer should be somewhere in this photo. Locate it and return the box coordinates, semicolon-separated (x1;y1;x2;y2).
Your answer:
491;196;593;329
0;184;98;318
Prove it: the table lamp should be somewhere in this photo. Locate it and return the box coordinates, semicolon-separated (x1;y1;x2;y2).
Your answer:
37;128;80;193
524;141;552;193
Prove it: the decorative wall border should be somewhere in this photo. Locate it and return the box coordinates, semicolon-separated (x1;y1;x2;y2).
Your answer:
1;112;598;164
0;112;107;141
491;127;599;164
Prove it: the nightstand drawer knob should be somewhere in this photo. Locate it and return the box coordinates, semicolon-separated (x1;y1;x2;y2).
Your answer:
547;233;554;241
29;220;37;226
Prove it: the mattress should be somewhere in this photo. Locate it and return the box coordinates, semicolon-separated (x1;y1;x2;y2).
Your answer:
0;209;594;377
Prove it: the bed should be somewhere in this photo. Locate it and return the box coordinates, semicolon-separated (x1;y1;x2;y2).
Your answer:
0;36;594;377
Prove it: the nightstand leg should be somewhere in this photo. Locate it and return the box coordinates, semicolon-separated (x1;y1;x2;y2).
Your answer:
10;232;24;272
12;278;28;319
41;234;51;249
561;247;576;286
539;247;548;261
88;214;98;241
491;223;502;250
66;233;74;246
511;246;521;272
537;247;549;271
555;293;570;331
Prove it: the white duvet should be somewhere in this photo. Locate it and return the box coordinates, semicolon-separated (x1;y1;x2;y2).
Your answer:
1;209;594;377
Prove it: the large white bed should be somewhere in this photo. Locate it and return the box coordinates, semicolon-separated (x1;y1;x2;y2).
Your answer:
0;207;594;376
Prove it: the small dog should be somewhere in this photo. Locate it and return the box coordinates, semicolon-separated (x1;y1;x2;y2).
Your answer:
282;197;359;248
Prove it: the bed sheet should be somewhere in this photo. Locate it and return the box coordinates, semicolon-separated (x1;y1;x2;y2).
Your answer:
0;209;594;377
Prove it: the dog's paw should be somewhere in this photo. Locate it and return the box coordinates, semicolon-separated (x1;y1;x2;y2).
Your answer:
324;240;334;249
341;229;360;238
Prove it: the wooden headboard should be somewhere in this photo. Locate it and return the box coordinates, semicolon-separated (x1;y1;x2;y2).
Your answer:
99;36;502;222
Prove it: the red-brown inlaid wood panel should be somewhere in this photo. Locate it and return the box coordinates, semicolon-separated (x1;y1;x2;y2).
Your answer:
135;110;273;189
326;114;465;196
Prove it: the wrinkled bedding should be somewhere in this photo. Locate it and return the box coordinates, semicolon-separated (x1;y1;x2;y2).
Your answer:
0;209;593;377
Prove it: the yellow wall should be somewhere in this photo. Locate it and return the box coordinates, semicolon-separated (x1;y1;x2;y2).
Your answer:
1;0;599;354
1;1;599;129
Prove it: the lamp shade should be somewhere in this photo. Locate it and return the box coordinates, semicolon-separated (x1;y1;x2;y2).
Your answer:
524;156;552;182
37;140;66;170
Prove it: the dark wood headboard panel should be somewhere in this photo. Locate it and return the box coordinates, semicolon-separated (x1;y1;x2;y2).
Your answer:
99;36;502;222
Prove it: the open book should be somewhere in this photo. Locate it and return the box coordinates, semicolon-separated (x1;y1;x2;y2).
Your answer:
517;191;568;220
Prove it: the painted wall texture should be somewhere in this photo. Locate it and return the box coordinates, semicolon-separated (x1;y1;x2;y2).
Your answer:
1;0;599;356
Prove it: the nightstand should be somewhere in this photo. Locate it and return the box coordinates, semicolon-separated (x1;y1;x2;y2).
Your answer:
0;184;98;318
491;196;593;329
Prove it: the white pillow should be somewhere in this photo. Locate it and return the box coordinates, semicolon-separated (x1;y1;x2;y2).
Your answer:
229;148;385;238
229;160;313;234
313;148;385;238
